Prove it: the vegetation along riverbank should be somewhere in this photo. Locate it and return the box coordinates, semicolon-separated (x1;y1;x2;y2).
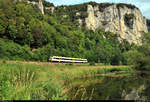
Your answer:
0;60;133;100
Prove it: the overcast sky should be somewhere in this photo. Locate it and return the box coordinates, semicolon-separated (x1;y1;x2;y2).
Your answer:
46;0;150;19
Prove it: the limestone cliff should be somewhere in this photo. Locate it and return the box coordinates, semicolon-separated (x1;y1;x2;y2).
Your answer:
84;4;148;45
38;0;44;15
27;0;44;14
26;1;148;45
27;0;54;15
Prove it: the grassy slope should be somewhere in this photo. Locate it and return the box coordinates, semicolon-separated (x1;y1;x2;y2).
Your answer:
0;60;132;100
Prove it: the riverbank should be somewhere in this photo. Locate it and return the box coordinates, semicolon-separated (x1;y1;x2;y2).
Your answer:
0;60;133;100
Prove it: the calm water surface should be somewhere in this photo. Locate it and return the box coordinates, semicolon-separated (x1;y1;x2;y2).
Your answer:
67;71;150;100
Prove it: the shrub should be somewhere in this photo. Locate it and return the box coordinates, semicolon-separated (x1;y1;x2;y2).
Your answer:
109;68;121;72
99;3;114;12
89;62;95;66
0;38;32;61
2;60;6;64
124;13;135;20
117;3;137;9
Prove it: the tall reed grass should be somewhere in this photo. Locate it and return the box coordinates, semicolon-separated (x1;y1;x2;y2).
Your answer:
0;61;132;100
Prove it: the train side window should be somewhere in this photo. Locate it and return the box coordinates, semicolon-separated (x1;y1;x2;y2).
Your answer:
54;58;60;59
75;59;84;61
63;58;72;60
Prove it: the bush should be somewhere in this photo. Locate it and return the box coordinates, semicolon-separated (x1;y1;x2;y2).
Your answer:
2;60;6;64
124;13;135;19
133;57;150;70
0;38;32;61
109;68;121;72
89;62;95;66
117;3;137;9
124;32;150;70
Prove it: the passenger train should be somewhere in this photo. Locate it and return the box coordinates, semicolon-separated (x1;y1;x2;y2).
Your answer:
49;56;88;63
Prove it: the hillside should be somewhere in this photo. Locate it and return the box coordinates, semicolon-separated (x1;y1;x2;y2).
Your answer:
40;1;148;45
0;0;149;66
17;0;148;45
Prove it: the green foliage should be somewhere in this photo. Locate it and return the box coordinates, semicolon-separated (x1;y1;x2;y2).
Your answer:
0;38;32;60
0;0;136;64
0;62;132;100
147;19;150;31
124;13;135;20
147;19;150;24
43;0;54;7
124;32;150;70
52;94;67;100
123;49;143;65
117;3;137;9
124;13;134;28
2;60;6;64
89;62;95;66
87;1;98;6
0;63;36;100
98;3;114;12
0;62;67;100
66;63;73;66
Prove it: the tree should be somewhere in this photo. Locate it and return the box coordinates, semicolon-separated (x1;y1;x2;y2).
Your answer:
124;32;150;70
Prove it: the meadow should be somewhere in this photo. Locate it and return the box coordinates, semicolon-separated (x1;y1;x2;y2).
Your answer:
0;60;133;100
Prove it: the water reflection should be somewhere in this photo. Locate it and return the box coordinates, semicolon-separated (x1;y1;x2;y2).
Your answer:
67;72;150;100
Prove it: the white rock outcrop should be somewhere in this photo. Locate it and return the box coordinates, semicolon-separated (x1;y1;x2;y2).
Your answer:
122;85;146;100
45;7;55;13
38;0;44;15
85;4;148;45
27;0;44;15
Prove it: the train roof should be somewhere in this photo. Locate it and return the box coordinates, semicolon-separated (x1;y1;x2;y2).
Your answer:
50;56;87;60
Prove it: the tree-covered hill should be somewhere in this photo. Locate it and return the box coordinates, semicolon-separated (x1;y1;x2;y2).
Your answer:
0;0;149;67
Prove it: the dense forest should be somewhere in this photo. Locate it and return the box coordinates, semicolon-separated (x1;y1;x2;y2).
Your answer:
0;0;150;68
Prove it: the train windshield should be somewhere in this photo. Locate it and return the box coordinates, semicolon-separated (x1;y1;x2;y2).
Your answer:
49;56;52;59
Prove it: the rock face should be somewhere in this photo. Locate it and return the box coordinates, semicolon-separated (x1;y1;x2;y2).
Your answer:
27;0;44;15
26;1;148;45
121;85;146;100
85;4;148;45
45;7;55;13
38;0;44;15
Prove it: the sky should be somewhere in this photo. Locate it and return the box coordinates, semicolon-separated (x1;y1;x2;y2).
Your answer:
46;0;150;19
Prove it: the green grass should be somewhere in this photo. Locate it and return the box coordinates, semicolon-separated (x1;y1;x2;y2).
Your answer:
0;61;133;100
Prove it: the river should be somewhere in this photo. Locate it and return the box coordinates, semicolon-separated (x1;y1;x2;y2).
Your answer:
66;71;150;100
